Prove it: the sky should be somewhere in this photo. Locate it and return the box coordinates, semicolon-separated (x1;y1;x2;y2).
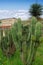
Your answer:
0;0;43;20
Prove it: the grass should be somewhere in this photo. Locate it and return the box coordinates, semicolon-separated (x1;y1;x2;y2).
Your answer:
33;42;43;65
0;42;43;65
0;49;23;65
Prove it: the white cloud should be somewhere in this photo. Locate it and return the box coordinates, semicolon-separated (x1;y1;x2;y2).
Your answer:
0;10;9;13
40;15;43;18
0;10;43;20
0;10;29;20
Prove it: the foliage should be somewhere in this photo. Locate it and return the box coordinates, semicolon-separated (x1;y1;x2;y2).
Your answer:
29;4;42;18
0;49;23;65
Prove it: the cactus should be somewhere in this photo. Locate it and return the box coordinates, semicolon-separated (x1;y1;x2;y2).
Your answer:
1;30;16;57
11;19;23;51
10;19;29;64
35;22;42;41
27;17;42;65
0;17;42;65
29;17;37;35
26;17;37;65
10;17;42;65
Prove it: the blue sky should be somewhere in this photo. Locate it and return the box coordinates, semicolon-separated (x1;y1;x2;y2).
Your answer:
0;0;43;20
0;0;43;10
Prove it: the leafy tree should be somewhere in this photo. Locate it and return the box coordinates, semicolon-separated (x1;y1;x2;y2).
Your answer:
29;4;42;18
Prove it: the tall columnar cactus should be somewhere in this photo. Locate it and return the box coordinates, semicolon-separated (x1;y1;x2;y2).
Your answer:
10;17;42;65
11;19;30;65
26;17;37;65
27;17;42;65
11;18;22;51
35;22;42;41
30;17;37;35
0;17;42;65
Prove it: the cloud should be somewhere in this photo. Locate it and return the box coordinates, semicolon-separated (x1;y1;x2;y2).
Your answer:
0;10;30;20
0;10;9;13
40;15;43;18
0;10;43;20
